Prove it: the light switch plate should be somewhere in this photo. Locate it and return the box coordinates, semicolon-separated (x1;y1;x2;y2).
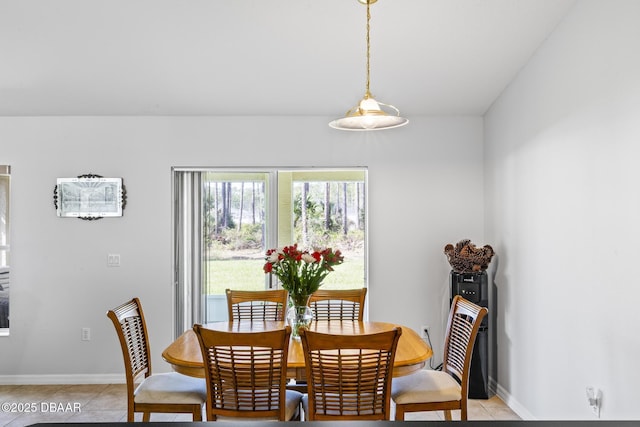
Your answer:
107;254;121;267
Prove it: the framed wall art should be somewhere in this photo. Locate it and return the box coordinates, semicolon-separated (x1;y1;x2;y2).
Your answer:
53;174;126;220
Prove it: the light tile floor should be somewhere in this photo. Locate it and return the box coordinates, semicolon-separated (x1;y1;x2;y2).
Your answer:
402;394;522;421
0;383;520;425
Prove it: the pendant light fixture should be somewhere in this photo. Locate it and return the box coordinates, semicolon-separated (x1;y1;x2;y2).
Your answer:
329;0;408;131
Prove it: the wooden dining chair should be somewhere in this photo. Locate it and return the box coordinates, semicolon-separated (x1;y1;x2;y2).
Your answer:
107;298;206;422
308;287;367;321
192;324;303;421
225;288;288;321
288;287;367;395
390;295;488;420
299;327;402;421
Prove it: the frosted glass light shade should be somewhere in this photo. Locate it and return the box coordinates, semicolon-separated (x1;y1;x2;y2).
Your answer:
329;96;408;131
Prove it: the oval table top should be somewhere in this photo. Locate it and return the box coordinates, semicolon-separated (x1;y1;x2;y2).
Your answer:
162;320;432;379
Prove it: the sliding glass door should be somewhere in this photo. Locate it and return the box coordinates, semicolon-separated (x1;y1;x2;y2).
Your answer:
173;168;367;336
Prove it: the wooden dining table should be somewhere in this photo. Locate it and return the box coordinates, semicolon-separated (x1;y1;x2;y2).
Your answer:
162;320;433;381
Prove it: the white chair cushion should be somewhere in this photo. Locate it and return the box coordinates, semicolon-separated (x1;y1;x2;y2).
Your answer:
134;372;207;404
215;390;303;421
284;390;304;420
391;370;462;404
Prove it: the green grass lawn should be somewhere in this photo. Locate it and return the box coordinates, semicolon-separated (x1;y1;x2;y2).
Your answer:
205;257;365;294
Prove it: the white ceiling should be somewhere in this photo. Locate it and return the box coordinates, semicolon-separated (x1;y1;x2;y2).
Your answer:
0;0;576;117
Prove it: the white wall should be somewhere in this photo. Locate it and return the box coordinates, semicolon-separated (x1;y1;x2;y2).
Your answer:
0;115;484;382
485;0;640;420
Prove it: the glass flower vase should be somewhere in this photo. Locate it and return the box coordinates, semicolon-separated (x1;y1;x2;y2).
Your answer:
287;300;314;340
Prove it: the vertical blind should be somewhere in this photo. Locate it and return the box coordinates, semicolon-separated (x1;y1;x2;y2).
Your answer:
173;170;203;338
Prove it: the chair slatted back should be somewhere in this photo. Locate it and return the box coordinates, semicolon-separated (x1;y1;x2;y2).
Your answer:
308;288;367;321
193;324;292;421
226;288;288;321
107;298;151;384
300;327;402;421
443;295;488;388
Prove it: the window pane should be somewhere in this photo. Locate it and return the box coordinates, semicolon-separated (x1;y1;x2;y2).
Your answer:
201;172;271;322
291;178;366;290
203;175;269;294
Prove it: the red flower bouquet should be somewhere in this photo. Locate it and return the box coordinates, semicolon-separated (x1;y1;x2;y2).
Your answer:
264;244;344;306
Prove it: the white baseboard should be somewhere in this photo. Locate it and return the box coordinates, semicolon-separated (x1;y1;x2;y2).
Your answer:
489;376;497;396
0;374;125;385
493;379;535;420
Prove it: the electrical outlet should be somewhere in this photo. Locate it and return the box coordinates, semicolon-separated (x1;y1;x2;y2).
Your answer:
81;327;91;341
586;386;601;418
420;325;430;340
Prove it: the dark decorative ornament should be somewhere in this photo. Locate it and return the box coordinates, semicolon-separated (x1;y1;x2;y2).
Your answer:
444;239;495;273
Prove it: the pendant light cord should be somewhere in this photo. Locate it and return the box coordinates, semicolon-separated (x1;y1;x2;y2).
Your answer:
365;0;371;99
